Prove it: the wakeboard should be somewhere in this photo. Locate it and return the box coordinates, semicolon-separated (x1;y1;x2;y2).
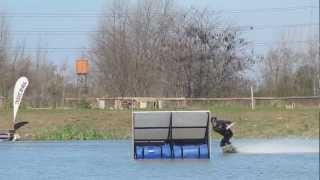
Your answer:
222;144;237;153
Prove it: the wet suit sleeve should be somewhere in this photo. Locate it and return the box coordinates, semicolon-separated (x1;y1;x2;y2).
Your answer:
221;120;232;125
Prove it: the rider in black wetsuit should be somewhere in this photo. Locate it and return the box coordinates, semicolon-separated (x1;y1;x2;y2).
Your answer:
211;117;233;147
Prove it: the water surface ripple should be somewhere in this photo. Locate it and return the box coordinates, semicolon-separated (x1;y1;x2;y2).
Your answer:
0;139;318;180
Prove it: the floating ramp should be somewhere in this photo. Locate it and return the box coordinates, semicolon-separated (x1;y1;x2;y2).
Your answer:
133;111;211;159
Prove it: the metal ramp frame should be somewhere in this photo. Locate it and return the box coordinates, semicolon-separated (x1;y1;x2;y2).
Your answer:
133;111;211;159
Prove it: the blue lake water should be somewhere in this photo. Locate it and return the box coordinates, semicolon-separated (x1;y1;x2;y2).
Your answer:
0;139;318;180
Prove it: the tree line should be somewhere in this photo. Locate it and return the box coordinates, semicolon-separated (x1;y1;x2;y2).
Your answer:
91;0;254;98
0;0;319;108
258;38;319;97
0;16;76;107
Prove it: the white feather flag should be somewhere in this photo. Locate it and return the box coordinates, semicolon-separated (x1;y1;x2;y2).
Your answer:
13;77;29;124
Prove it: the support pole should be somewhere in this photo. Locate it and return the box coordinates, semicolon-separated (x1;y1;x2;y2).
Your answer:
251;86;255;110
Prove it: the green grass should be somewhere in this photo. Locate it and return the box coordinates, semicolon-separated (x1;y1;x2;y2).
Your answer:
208;104;319;138
0;104;318;140
34;123;130;140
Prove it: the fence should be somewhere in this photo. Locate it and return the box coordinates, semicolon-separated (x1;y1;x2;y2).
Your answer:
1;96;319;110
94;96;320;110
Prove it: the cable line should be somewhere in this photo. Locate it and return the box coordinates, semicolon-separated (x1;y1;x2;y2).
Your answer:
1;6;318;18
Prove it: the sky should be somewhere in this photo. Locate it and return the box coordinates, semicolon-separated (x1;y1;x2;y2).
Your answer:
0;0;319;79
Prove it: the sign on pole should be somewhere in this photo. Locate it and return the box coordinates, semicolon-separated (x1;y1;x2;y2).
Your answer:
13;77;29;124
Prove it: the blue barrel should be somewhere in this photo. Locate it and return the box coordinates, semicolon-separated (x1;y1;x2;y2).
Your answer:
173;145;183;158
135;146;144;159
173;144;209;159
136;144;208;159
161;144;172;158
199;144;209;158
143;146;161;159
182;145;199;158
136;144;172;159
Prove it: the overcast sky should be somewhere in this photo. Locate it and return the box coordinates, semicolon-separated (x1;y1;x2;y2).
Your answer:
0;0;319;79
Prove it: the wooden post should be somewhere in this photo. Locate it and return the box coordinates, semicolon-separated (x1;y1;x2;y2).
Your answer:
251;86;255;110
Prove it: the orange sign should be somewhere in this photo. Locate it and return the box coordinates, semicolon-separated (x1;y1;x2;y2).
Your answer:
76;59;89;75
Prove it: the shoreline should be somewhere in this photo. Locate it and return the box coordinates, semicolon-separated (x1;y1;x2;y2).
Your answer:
0;106;318;140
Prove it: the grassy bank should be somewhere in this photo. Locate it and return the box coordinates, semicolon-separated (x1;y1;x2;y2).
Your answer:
0;105;318;140
208;105;319;138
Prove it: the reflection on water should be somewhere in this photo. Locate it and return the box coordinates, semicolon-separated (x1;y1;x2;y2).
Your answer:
0;139;318;180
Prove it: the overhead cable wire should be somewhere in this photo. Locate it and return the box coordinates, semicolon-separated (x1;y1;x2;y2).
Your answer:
0;6;318;18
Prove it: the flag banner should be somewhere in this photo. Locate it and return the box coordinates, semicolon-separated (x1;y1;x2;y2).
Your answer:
13;77;29;124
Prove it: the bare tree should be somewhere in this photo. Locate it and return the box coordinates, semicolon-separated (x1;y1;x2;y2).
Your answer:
260;33;319;96
92;0;176;97
164;10;252;97
0;13;10;97
92;0;253;98
261;42;298;96
0;11;76;108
